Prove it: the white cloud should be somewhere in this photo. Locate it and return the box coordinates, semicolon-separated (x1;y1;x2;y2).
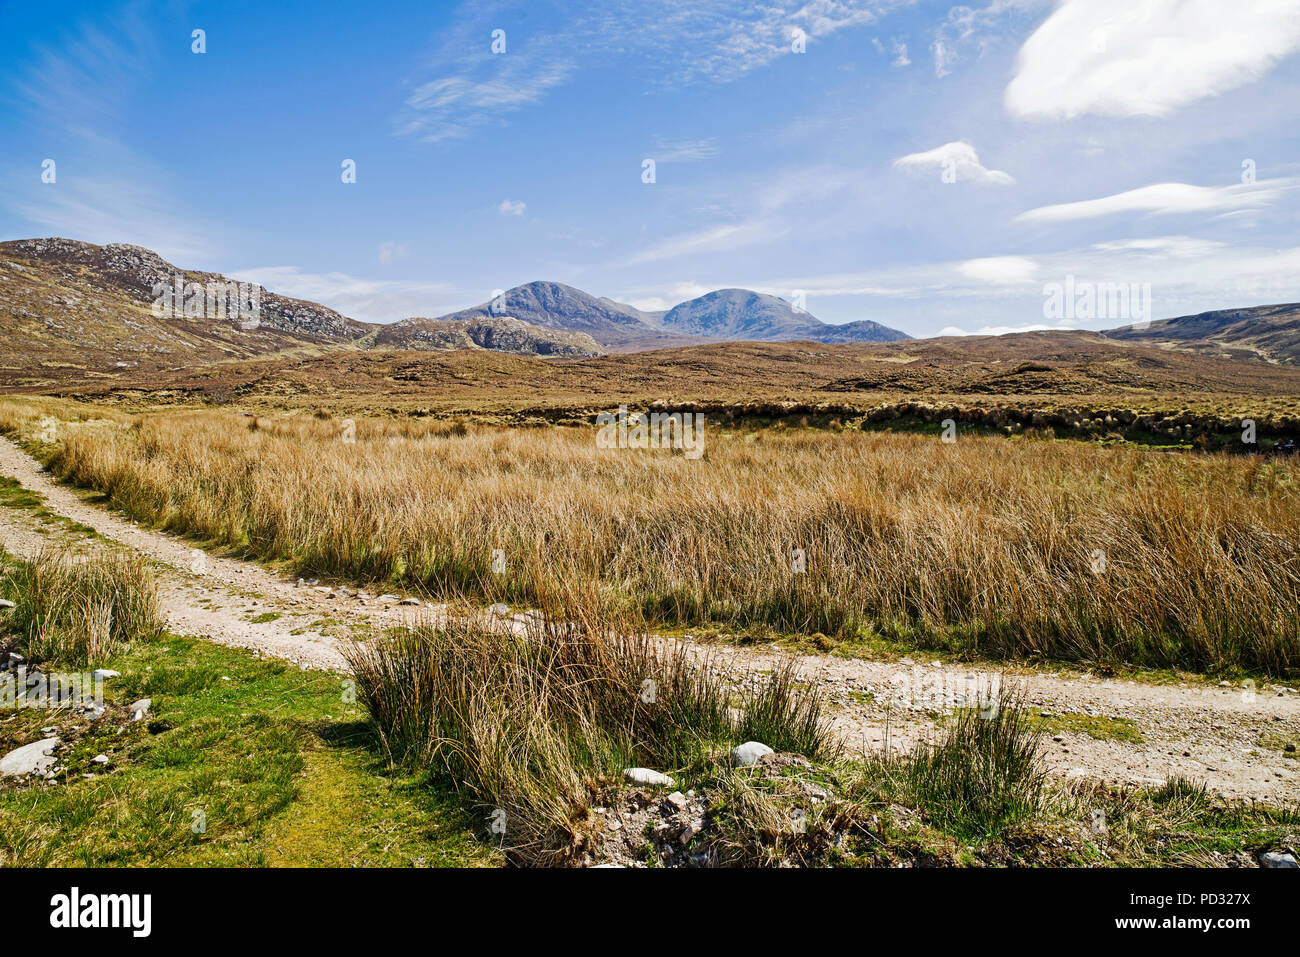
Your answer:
891;39;911;67
893;141;1016;185
230;266;461;323
958;256;1039;285
498;199;527;216
940;322;1062;336
377;241;408;264
1015;179;1294;224
1006;0;1300;119
741;234;1300;323
1089;236;1227;257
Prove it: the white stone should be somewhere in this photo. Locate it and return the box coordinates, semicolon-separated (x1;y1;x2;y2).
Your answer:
624;767;674;788
92;669;120;680
1;737;60;777
92;754;110;765
1260;851;1298;869
489;603;511;617
731;741;774;767
129;698;152;720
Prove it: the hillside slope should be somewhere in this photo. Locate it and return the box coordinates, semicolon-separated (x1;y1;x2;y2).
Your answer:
0;238;372;386
1105;302;1300;364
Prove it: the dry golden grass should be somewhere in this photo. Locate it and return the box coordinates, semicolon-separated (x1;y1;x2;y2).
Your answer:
15;401;1297;676
0;549;163;667
346;606;833;864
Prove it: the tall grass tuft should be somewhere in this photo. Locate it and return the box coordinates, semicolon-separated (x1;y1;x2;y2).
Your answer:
345;607;835;865
870;687;1047;841
0;550;164;666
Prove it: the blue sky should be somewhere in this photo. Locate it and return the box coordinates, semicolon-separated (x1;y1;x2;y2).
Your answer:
3;0;1300;337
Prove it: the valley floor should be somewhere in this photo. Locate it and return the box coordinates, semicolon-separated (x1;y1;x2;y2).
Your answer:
1;435;1295;812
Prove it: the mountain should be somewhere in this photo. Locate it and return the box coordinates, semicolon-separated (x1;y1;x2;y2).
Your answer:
1105;303;1300;364
433;281;691;351
0;237;372;386
370;315;603;357
430;282;910;350
656;288;910;344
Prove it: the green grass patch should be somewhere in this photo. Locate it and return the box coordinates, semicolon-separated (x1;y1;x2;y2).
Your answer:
1027;711;1145;744
0;633;496;867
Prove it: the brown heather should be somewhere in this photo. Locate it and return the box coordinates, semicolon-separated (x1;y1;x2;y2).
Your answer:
23;406;1300;675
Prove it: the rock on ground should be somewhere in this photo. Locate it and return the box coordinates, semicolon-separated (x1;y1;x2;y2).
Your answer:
1;737;60;777
732;741;774;767
623;767;674;787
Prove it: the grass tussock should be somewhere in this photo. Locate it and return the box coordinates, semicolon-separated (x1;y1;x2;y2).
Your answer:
0;549;164;666
345;606;835;865
20;405;1300;674
865;688;1048;841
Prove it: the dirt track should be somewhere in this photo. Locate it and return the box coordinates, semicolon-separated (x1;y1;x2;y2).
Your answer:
1;437;1297;803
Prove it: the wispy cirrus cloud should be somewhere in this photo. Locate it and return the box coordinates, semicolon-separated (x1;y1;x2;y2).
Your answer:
650;138;721;163
929;0;1050;79
2;8;210;260
625;221;786;266
398;1;905;143
7;176;209;261
1015;179;1295;224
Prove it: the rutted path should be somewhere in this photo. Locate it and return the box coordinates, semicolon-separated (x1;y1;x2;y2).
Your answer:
1;437;1297;803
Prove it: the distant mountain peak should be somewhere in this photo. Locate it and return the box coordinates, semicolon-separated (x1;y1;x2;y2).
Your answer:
659;287;910;344
431;281;910;348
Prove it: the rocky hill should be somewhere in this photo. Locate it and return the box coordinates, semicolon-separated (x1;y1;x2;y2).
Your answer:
0;238;373;386
434;281;669;350
370;315;603;357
